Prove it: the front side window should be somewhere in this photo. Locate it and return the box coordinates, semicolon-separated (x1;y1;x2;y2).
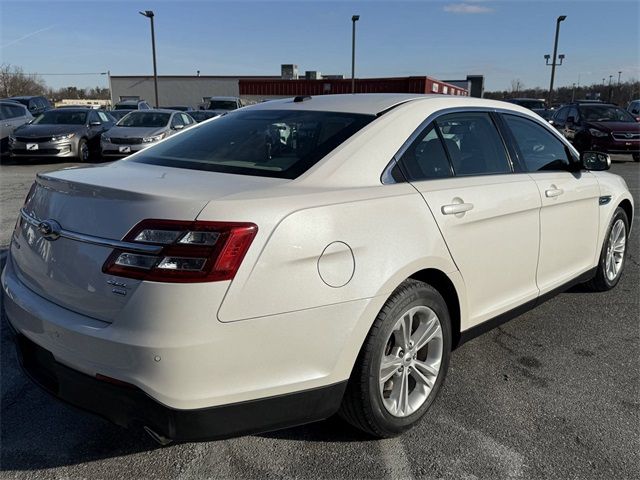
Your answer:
180;113;193;125
435;112;511;176
554;107;568;123
502;114;571;172
171;114;185;128
97;111;111;123
33;110;87;125
397;123;452;181
130;109;374;179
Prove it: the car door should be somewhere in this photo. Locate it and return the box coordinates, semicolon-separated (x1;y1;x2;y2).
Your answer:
86;110;102;142
396;112;541;326
169;113;184;135
499;113;600;293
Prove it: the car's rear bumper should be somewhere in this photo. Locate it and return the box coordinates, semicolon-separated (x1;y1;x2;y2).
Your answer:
12;330;346;442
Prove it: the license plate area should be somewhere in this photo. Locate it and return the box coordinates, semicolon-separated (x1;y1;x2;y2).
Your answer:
26;143;39;151
119;146;131;153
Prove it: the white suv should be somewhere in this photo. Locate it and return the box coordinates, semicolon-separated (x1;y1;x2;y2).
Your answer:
2;94;633;443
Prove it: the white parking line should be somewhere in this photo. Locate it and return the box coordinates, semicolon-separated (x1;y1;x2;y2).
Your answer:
379;437;414;480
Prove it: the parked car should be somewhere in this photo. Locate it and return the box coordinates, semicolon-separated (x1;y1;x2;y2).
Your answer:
206;96;242;114
551;102;640;161
3;94;633;444
101;109;195;157
161;106;191;112
627;99;640;119
0;101;33;155
9;108;115;161
3;95;52;115
187;110;221;123
506;98;546;110
114;100;152;110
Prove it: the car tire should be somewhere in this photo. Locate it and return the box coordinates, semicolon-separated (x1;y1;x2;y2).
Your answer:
584;207;629;292
77;138;89;162
339;279;452;438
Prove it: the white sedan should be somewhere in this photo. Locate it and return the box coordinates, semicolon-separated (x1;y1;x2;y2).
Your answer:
2;94;633;443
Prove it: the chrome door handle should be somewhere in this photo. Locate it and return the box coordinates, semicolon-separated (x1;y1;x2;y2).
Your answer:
441;203;474;215
545;187;564;198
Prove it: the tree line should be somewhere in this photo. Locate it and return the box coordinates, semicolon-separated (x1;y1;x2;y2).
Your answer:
484;78;640;107
0;63;109;101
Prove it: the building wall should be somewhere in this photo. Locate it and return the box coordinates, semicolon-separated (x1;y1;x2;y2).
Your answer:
239;76;468;98
109;76;277;108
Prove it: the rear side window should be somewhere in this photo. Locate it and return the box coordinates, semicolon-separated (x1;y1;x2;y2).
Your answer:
501;114;571;172
397;123;452;181
130;109;375;179
554;107;568;122
435;112;511;176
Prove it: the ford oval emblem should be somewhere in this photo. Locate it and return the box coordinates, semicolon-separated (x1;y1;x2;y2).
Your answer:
37;219;62;241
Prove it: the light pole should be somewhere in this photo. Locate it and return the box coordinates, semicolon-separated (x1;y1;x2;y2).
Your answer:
351;15;360;94
545;15;567;105
139;10;159;108
617;71;622;85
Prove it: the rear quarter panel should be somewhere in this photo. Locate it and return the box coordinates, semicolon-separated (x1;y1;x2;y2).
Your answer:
195;184;458;323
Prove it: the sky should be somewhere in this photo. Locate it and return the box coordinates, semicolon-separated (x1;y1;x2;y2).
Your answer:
0;0;638;92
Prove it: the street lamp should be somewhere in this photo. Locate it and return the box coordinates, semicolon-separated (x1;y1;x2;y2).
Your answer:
351;15;360;94
139;10;159;108
545;15;567;105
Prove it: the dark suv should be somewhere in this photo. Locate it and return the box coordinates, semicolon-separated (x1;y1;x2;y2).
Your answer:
551;102;640;161
3;95;52;115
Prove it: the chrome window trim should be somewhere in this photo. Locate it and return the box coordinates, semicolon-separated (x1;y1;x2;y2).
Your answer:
381;106;580;184
19;209;163;254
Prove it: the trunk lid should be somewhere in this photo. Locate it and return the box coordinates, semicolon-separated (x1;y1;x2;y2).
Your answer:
11;161;285;322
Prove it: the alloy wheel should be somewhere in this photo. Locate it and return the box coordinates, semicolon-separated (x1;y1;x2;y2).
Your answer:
379;305;443;417
605;219;626;281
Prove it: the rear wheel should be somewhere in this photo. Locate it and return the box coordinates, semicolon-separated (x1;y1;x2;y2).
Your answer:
584;207;629;291
339;279;451;437
77;138;89;162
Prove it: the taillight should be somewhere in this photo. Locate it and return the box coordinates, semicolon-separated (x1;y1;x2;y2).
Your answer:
102;219;258;283
14;182;37;236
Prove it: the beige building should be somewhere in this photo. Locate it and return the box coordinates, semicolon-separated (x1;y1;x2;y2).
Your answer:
109;75;278;108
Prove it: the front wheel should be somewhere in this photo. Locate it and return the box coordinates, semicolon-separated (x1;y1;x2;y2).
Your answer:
339;279;451;437
76;138;89;162
585;207;629;291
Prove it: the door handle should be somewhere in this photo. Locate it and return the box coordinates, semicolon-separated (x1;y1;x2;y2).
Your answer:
545;187;564;198
441;203;474;215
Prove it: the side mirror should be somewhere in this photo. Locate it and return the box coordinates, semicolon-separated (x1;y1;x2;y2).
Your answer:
173;124;184;130
548;119;554;125
89;121;101;127
581;151;611;171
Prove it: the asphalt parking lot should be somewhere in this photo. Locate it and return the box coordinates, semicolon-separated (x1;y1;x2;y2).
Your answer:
1;156;638;480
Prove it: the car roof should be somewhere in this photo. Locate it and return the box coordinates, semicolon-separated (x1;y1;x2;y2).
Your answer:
9;95;42;100
244;93;513;116
49;107;92;112
209;96;239;100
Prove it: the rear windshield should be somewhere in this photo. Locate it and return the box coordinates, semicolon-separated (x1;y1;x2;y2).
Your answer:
33;110;87;125
189;111;218;122
129;109;375;179
209;100;238;110
511;99;546;109
114;104;136;110
117;112;171;127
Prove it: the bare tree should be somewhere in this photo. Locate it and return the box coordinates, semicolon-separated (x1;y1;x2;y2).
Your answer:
510;79;525;94
0;63;47;98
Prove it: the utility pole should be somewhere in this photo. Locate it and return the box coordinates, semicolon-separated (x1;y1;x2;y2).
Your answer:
140;10;159;108
545;15;567;106
351;15;360;94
